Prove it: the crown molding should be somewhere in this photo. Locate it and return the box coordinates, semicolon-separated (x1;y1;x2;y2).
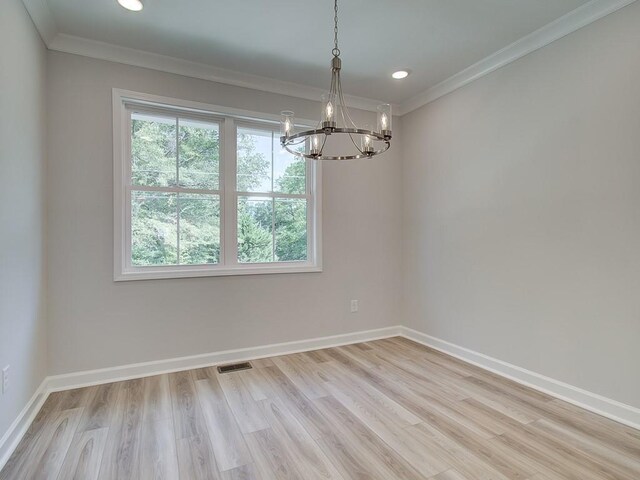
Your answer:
19;0;387;113
21;0;57;45
23;0;637;117
397;0;638;115
47;33;389;113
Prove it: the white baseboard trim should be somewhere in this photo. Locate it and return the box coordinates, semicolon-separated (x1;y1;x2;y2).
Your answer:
45;326;403;392
0;325;401;471
400;326;640;430
0;381;49;472
3;323;639;473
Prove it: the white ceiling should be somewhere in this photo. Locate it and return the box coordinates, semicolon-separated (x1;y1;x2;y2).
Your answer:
28;0;624;109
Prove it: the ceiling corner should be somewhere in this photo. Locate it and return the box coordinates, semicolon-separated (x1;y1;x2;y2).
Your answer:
22;0;58;46
397;0;639;116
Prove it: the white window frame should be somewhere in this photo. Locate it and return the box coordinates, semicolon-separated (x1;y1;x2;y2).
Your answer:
113;89;322;281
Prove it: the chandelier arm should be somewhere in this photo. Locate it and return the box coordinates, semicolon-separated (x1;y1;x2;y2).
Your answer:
348;131;365;156
336;71;350;129
289;139;306;149
319;133;328;156
330;68;337;96
340;108;366;155
337;71;359;129
338;92;350;129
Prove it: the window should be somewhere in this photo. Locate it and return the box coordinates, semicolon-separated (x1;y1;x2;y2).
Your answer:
114;90;321;280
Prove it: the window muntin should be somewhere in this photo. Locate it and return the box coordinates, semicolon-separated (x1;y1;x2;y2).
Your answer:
128;111;221;268
115;92;321;280
235;125;308;264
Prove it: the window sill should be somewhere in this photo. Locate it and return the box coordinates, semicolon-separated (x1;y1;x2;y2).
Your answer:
114;263;323;281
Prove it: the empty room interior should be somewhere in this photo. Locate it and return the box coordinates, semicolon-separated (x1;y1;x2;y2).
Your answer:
2;0;640;478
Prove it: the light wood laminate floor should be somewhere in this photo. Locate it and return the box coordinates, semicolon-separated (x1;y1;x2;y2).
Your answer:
2;337;639;479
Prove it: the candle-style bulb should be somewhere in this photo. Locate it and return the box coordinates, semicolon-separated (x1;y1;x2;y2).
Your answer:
280;111;295;138
377;104;392;138
326;102;333;119
381;113;388;130
310;134;322;157
361;124;374;154
321;93;337;128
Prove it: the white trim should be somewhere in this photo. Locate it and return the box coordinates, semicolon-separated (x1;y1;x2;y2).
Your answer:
397;0;639;115
48;33;386;113
400;327;640;431
113;89;322;281
0;326;399;471
24;1;637;116
45;326;402;392
115;263;323;282
3;323;640;470
222;117;236;267
0;381;49;472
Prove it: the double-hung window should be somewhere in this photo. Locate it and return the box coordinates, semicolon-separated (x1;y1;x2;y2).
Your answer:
113;90;321;280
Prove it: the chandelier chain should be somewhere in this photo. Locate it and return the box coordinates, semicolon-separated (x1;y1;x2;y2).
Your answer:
332;0;340;57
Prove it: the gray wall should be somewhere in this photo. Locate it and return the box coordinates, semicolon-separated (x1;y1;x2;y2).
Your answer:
46;52;403;374
401;2;640;408
0;0;48;439
5;0;639;442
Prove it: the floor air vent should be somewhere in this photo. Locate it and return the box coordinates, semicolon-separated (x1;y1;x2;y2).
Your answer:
217;362;253;374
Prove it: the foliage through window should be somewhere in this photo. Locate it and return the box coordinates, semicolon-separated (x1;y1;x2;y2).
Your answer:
130;114;221;267
114;93;320;280
236;127;308;264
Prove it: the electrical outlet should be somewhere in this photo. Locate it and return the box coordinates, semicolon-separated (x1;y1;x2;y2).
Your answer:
2;365;9;394
350;300;359;313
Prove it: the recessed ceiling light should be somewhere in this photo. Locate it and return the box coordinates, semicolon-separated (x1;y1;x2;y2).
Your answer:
392;70;410;80
118;0;143;12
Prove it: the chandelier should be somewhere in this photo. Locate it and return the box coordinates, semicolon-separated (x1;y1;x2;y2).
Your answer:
280;0;392;160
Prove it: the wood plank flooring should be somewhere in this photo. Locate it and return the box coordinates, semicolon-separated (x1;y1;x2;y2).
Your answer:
2;337;639;479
